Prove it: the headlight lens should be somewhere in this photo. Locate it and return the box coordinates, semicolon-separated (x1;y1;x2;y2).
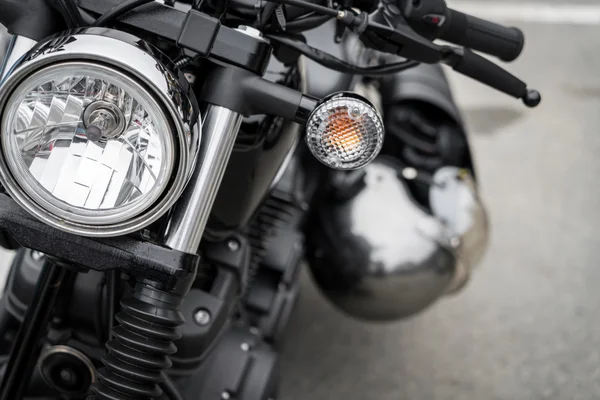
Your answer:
2;63;175;225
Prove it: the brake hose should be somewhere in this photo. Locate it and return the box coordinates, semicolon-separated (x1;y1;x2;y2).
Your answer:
91;0;155;27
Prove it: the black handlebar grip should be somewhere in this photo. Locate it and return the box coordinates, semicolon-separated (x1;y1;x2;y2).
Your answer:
441;9;525;62
451;48;526;99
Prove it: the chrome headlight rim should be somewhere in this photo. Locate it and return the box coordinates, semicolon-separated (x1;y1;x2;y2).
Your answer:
1;61;178;226
0;29;201;237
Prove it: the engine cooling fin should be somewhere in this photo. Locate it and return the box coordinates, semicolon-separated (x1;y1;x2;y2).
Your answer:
245;195;298;297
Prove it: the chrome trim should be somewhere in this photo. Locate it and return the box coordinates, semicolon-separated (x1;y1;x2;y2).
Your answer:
163;106;243;253
0;29;201;237
0;36;36;81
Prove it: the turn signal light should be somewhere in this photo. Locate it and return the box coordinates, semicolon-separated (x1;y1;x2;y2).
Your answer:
305;92;384;170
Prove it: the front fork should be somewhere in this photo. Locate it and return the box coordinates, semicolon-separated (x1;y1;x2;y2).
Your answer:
91;106;244;399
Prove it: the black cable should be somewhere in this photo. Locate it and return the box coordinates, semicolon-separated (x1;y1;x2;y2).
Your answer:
0;296;13;341
275;13;333;32
105;270;117;342
50;0;85;28
267;34;420;76
265;0;339;17
215;0;230;19
94;278;105;344
259;2;279;27
160;374;184;400
91;0;155;27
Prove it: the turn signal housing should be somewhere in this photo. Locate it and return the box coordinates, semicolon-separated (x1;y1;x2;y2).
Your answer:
305;92;384;170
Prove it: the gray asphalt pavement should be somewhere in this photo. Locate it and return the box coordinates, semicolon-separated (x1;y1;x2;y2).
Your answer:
0;2;599;400
279;11;600;400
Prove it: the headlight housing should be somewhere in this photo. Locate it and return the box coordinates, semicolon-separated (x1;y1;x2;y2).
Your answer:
0;29;201;237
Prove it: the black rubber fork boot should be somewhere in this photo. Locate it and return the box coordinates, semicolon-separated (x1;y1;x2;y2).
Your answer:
91;281;185;400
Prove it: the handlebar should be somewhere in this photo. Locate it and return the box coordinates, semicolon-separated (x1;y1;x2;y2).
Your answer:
76;0;539;107
360;1;540;107
394;0;525;62
440;8;524;62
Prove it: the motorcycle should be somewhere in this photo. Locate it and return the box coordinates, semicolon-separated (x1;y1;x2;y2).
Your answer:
0;0;540;399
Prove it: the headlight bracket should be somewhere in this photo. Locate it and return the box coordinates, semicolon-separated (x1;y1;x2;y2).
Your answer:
0;193;203;286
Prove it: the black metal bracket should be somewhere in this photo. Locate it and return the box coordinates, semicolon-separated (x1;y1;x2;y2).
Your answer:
197;63;318;121
0;194;201;286
170;235;251;375
77;0;273;75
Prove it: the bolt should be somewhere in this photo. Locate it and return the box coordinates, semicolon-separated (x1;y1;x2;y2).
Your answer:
140;229;152;240
184;73;196;84
402;167;418;180
227;239;240;252
193;309;211;326
59;368;76;385
31;251;45;261
351;107;361;117
240;342;250;352
221;391;231;400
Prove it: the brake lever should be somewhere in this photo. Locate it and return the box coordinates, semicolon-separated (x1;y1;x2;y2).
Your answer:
359;9;443;63
441;47;541;107
356;9;541;107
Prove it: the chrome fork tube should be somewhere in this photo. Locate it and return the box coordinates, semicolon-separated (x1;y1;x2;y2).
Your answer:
163;105;243;253
0;35;36;81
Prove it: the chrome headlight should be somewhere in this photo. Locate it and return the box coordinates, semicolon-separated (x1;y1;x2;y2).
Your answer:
0;29;201;237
